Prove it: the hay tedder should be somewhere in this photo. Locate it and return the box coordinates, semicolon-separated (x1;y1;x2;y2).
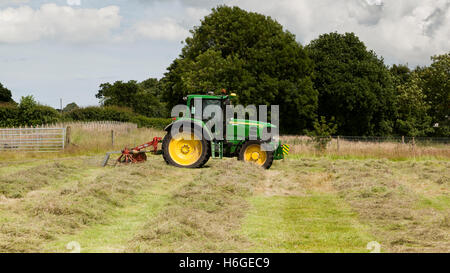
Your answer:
102;92;289;169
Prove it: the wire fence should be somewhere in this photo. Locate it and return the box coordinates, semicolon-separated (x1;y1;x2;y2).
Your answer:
281;135;450;145
280;135;450;158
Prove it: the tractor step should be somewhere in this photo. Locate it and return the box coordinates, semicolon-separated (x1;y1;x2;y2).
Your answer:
211;141;223;159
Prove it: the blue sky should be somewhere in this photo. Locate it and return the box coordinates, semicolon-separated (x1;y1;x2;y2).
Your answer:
0;0;449;108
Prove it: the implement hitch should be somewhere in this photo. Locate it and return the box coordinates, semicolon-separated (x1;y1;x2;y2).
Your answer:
102;136;162;167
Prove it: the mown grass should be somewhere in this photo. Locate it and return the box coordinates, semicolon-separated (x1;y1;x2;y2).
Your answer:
0;128;448;253
127;159;264;252
241;195;374;252
0;156;170;252
43;181;174;253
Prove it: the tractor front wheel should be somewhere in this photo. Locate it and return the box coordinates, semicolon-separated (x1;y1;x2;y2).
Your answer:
238;141;274;169
162;129;210;168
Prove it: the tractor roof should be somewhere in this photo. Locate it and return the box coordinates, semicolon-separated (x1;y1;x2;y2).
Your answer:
186;94;228;100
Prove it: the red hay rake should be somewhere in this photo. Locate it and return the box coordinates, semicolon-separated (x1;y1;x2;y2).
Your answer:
102;136;162;167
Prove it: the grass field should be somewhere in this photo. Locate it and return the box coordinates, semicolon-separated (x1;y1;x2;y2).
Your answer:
0;128;448;253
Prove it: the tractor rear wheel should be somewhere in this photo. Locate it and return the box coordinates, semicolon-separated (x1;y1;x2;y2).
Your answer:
238;141;274;169
162;129;210;168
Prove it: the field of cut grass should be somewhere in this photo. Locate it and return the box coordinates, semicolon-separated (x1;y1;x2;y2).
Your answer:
0;145;448;252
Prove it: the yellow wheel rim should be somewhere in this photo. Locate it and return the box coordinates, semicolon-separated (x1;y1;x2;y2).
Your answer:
168;132;203;166
243;144;267;166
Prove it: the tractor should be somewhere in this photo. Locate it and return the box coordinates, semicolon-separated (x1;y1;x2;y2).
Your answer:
103;93;289;169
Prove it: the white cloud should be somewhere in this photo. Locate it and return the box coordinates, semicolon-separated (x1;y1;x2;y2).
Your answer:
0;0;29;4
223;0;450;65
1;1;447;65
130;17;190;41
0;3;121;43
67;0;81;6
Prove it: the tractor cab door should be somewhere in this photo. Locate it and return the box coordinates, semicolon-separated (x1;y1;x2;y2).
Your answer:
191;98;224;140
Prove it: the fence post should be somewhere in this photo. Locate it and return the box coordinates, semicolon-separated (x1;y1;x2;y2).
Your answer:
337;136;340;153
19;126;22;150
111;130;115;148
402;136;405;144
66;126;71;145
412;136;415;158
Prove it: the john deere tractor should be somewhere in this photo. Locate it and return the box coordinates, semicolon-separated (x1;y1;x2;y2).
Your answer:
161;93;289;169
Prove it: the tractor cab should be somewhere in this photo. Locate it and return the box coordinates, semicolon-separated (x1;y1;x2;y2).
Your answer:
185;93;233;121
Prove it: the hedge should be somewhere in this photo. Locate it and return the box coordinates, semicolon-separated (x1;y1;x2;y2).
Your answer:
0;104;172;130
65;106;172;130
0;103;59;127
131;115;172;130
0;103;20;127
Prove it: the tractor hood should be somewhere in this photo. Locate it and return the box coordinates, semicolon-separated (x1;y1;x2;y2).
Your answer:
228;119;277;128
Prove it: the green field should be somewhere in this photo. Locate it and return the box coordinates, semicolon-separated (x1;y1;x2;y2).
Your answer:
0;152;448;253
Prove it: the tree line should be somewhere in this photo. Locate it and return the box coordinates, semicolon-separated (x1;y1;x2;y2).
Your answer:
1;6;448;136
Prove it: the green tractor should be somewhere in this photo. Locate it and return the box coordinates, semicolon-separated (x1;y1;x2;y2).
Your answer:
161;93;289;169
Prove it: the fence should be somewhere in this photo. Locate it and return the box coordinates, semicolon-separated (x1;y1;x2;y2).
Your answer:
281;135;450;146
0;127;66;152
45;121;138;132
280;135;450;158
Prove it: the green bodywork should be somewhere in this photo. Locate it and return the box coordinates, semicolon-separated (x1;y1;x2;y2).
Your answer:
165;94;286;160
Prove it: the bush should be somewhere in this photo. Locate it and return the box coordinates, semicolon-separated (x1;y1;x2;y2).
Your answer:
18;96;60;126
131;116;172;130
0;97;60;127
19;105;60;126
308;116;338;152
65;106;133;122
0;103;20;127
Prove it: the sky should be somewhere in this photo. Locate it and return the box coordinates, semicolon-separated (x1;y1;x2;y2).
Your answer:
0;0;449;108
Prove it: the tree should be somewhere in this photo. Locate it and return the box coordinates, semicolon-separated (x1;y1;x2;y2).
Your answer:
416;53;449;136
96;79;167;118
306;32;397;136
308;116;338;152
96;80;140;107
394;72;433;136
63;102;79;112
0;82;14;103
161;6;317;134
390;64;411;86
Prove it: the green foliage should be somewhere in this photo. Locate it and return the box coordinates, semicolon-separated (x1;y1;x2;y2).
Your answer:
131;116;172;130
307;32;396;136
65;106;171;130
66;106;134;122
308;116;338;152
0;82;14;103
0;103;20;127
63;102;79;112
394;72;433;136
161;5;317;134
415;53;449;136
17;96;60;126
390;64;412;86
96;79;167;118
0;96;60;127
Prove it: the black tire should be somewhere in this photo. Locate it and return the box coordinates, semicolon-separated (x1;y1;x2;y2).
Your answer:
162;129;210;168
238;140;274;169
